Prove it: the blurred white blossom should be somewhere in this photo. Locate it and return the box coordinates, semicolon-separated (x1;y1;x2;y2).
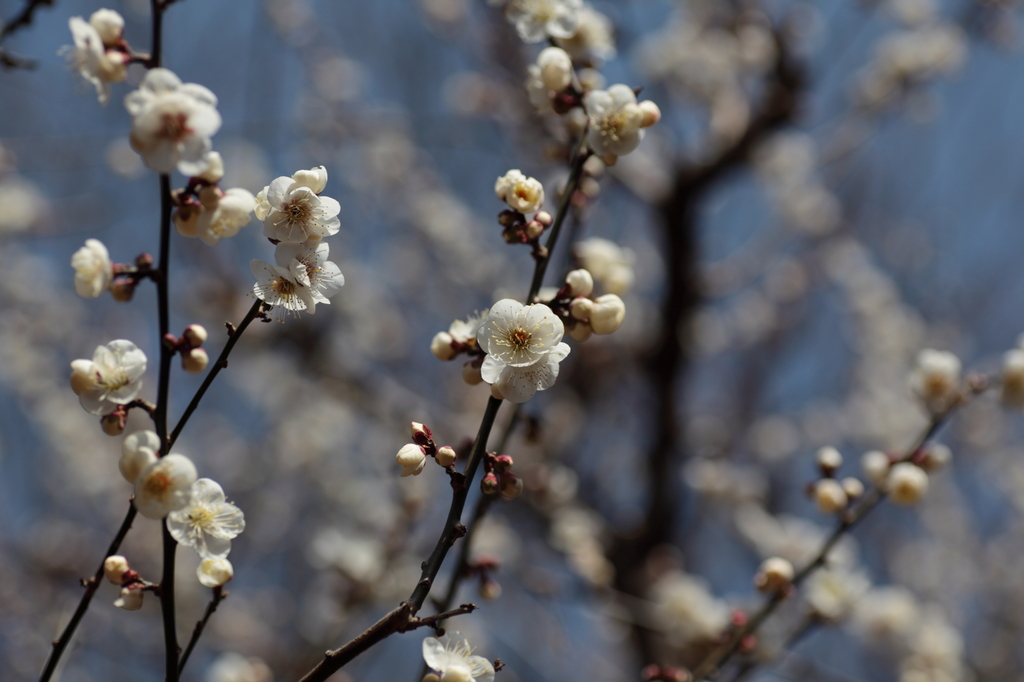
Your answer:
125;68;221;175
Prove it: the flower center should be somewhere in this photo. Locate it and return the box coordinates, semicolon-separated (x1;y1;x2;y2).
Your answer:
271;277;296;295
188;506;216;530
159;111;191;143
100;369;130;391
282;201;312;227
598;114;626;142
144;471;172;497
508;327;532;350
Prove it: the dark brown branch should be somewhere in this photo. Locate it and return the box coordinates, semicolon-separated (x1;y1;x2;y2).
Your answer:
178;588;228;675
612;25;805;666
169;299;266;449
38;503;137;682
0;0;54;40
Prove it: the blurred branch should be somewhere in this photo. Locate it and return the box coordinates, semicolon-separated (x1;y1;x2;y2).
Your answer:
612;24;805;665
0;0;54;69
691;380;988;681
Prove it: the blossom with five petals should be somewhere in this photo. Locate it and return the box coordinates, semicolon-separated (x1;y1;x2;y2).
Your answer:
69;340;147;415
256;166;340;243
422;632;495;682
167;478;245;559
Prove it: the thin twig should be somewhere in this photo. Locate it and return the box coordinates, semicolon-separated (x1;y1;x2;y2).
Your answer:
178;588;228;675
169;299;266;448
690;393;980;681
38;503;137;682
298;123;592;682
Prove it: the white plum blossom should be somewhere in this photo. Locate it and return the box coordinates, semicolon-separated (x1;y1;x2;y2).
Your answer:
125;68;222;175
887;462;929;505
120;429;160;483
589;293;625;334
276;241;344;306
431;310;488;361
806;566;871;621
422;632;495;682
478;299;570;403
69;340;147;415
251;258;311;315
908;348;961;414
197;557;234;587
168;478;245;559
256;166;340;243
557;4;616;62
495;169;545;214
505;0;582;43
62;13;129;105
1001;348;1024;408
71;238;113;298
536;47;573;92
585;84;645;160
181;186;256;245
574;237;635;294
133;453;197;519
651;571;730;647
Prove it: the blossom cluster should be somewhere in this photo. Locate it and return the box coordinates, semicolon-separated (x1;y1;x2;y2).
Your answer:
250;166;345;316
62;9;130;105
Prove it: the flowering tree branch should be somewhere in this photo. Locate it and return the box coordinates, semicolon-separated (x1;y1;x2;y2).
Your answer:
0;0;56;68
299;123;595;680
38;502;137;682
689;380;988;682
177;587;228;675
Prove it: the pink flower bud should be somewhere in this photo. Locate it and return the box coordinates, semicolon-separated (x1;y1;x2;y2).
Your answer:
411;422;433;446
499;473;523;500
481;472;499;494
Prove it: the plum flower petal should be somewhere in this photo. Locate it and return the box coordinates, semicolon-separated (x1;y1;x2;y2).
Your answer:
423;632;494;682
167;478;245;559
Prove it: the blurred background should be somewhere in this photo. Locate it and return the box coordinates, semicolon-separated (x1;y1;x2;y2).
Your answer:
2;0;1024;681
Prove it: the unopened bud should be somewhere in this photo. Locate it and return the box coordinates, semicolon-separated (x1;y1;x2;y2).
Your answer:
493;454;514;473
919;443;951;472
396;443;427;477
181;347;209;374
114;584;144;611
813;478;848;514
524;220;544;240
887;462;928;505
861;450;890;486
565;269;594;298
490;384;504;400
103;555;130;585
590;294;625;334
174;205;201;238
568;321;593;342
498;209;522;228
639;100;661;128
462;362;483;385
197;185;222;210
423;674;441;682
431;331;457;361
435;445;457;467
109;278;136;302
101;411;126;436
481;472;499;494
754;557;794;593
534;210;552;227
570;297;594;321
840;477;864;500
134;253;154;270
815;446;843;475
500;473;523;500
411;422;433;445
182;324;208;348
